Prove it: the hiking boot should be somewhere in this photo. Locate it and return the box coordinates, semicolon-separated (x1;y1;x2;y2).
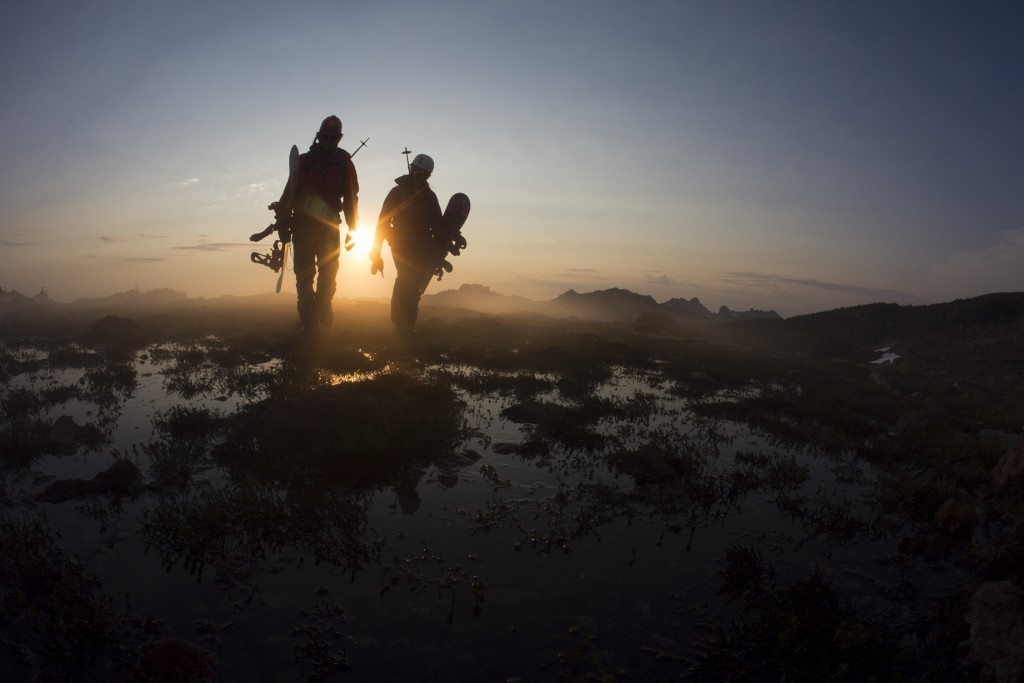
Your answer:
318;305;334;328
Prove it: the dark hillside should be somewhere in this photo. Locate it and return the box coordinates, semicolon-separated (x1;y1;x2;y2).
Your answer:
714;302;906;359
716;292;1024;389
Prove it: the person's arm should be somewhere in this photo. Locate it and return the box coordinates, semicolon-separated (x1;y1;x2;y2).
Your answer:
373;188;401;251
370;187;399;274
342;155;359;229
342;155;359;251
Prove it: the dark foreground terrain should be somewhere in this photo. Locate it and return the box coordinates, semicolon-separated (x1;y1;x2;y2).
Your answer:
1;292;1023;681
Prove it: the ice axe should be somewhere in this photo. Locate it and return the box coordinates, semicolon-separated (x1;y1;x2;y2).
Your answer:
352;137;370;157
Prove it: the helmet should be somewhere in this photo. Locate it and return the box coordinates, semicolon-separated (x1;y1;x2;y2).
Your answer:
410;153;434;175
318;115;342;136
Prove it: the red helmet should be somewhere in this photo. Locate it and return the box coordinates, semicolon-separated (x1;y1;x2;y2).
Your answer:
318;115;342;136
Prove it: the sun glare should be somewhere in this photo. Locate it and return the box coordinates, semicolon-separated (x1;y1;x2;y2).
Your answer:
348;222;375;258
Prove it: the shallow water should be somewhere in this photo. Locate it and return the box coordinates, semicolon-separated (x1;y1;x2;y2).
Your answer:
0;340;964;681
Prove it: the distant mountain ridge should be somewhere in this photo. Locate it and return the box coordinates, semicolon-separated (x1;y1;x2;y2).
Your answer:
422;284;782;324
0;287;187;311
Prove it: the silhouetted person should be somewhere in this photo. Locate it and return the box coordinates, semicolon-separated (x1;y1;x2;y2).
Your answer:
278;115;359;333
369;153;442;334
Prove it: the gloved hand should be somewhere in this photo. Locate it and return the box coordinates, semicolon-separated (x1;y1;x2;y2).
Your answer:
369;248;384;276
344;228;356;251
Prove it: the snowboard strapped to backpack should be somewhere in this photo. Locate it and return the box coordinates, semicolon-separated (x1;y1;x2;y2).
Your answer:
432;192;470;280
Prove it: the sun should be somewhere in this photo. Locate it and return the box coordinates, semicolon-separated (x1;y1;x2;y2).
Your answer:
346;222;375;258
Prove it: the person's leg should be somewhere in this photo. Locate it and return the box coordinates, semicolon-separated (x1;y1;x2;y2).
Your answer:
391;252;419;332
291;229;317;328
406;262;435;329
314;226;341;327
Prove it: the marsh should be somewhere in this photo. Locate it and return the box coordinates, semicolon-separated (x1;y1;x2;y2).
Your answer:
1;294;1022;681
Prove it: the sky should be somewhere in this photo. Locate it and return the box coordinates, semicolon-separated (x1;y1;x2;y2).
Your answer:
1;0;1022;317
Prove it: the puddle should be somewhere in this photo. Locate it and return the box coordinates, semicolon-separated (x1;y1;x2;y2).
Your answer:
0;339;964;680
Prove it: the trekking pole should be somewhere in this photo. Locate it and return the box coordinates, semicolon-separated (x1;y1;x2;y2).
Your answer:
402;147;412;172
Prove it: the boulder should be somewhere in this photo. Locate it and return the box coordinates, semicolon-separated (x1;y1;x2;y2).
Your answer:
966;581;1024;683
933;497;977;541
993;443;1024;493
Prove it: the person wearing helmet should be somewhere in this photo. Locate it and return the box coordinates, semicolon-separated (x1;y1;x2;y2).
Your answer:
370;153;442;334
276;115;359;332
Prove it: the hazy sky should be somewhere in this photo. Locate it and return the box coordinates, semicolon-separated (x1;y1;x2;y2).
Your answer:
2;1;1022;316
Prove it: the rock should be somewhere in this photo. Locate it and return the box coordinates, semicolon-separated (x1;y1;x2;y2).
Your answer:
491;442;519;455
933;497;978;541
993;443;1024;493
129;639;216;683
438;449;482;469
966;581;1024;683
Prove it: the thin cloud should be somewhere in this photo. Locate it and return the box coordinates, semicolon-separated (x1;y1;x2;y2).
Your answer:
100;234;170;242
645;273;681;286
82;254;167;262
213;180;275;202
0;239;31;247
173;242;250;252
156;177;200;190
721;271;919;302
